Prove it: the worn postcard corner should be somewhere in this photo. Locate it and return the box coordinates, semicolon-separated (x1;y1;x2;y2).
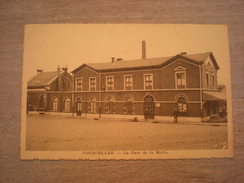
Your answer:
21;24;233;160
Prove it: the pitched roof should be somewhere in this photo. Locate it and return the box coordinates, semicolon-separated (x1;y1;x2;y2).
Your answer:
28;71;57;88
72;52;215;73
86;56;172;70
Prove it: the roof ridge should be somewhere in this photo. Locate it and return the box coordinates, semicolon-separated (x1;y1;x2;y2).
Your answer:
72;52;212;73
86;52;210;65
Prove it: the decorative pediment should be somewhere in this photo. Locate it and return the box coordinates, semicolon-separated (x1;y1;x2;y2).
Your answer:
205;62;215;72
174;66;186;71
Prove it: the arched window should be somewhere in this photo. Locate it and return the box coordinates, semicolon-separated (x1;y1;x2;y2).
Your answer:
76;97;82;112
143;95;155;119
64;98;70;112
52;97;58;111
89;98;96;113
66;79;71;90
177;97;187;113
105;97;114;114
39;95;45;109
124;96;133;115
61;79;65;90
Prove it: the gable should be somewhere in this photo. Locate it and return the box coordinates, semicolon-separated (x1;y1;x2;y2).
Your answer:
204;54;220;71
72;64;98;74
59;71;73;81
74;65;98;78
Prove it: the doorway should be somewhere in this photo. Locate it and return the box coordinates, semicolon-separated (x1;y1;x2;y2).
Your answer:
143;95;155;119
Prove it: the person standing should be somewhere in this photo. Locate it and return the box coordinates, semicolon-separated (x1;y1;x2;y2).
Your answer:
173;108;178;123
144;107;149;121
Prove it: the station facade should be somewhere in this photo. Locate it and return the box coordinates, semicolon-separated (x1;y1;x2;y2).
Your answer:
27;43;227;122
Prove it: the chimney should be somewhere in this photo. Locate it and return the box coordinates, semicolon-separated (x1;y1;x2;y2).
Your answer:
142;40;146;59
180;52;187;55
111;57;115;63
62;67;68;73
37;69;43;73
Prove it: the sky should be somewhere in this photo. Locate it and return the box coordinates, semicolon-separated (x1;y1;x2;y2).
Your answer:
23;24;231;85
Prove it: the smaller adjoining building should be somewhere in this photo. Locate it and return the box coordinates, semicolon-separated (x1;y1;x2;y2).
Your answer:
27;41;227;122
27;66;73;113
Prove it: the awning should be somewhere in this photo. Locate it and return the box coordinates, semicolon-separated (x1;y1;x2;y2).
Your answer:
203;91;226;101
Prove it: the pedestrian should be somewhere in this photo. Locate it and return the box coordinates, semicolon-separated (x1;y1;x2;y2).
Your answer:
173;108;178;123
144;107;149;121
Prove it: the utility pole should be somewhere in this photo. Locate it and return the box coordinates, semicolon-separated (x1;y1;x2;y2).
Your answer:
99;72;102;118
199;63;203;122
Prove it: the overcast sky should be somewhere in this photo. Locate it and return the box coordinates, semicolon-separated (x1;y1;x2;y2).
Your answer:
23;24;231;85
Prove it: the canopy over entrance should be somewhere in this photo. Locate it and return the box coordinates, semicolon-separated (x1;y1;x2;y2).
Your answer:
203;91;226;101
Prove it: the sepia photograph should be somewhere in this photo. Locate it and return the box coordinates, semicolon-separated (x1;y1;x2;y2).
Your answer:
21;24;233;159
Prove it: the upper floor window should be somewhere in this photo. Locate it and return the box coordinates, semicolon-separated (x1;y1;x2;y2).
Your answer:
61;79;65;90
66;79;71;90
124;75;133;90
144;74;153;89
61;78;71;90
106;76;114;90
174;66;186;89
76;78;82;91
206;73;209;88
89;77;96;91
212;73;215;87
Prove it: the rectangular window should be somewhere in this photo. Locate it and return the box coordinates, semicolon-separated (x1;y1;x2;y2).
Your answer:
176;72;186;88
76;78;82;91
178;103;187;112
124;75;133;90
144;74;153;89
206;73;209;87
106;76;114;90
89;77;96;91
212;74;215;87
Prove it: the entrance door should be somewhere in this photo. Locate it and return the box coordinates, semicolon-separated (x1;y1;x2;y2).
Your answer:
143;95;155;119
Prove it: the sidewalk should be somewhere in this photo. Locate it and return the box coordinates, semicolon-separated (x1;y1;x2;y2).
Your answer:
27;111;227;126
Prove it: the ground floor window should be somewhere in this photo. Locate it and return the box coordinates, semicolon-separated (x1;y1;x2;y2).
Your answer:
143;95;155;119
124;96;133;115
89;98;96;113
39;95;45;109
64;98;70;112
52;97;58;111
76;98;82;112
105;97;114;114
177;97;187;113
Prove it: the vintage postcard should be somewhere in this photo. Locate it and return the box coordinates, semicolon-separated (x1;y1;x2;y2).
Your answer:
21;24;233;160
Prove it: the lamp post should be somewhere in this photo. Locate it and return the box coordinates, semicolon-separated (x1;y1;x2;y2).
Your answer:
45;86;50;112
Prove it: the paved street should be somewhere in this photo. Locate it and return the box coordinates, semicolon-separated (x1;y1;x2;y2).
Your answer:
26;114;228;151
